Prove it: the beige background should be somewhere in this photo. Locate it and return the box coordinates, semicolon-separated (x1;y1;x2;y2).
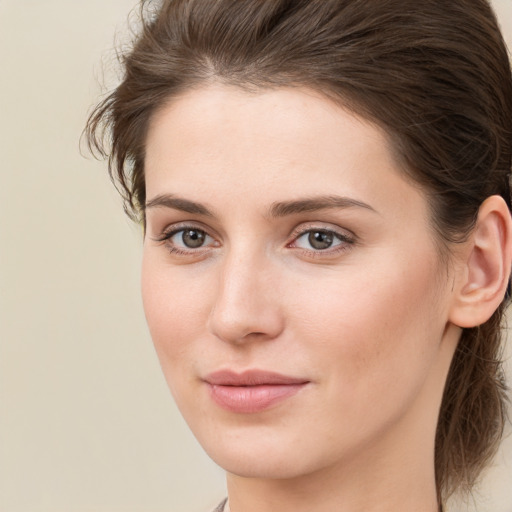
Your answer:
1;1;511;511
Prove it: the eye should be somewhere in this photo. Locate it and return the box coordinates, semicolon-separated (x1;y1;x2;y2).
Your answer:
289;227;355;254
172;228;211;249
298;230;338;250
153;225;218;255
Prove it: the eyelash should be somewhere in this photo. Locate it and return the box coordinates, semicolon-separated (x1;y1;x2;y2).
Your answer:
153;223;355;258
153;224;218;257
286;224;355;258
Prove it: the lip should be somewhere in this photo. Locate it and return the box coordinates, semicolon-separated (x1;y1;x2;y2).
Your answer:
204;370;310;413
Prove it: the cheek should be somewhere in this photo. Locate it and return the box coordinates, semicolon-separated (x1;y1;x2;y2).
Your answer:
141;253;210;374
280;262;446;453
141;258;219;422
287;250;445;392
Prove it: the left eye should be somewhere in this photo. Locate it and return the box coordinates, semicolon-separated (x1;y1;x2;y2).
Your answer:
294;229;345;250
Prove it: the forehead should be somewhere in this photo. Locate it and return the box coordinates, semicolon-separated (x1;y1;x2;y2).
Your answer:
150;87;381;171
144;85;428;224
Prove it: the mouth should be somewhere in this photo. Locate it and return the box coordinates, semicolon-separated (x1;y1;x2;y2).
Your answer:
203;369;310;414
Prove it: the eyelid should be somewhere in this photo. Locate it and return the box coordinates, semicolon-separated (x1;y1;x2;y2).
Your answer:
152;221;217;242
286;222;357;255
288;222;356;244
151;221;220;256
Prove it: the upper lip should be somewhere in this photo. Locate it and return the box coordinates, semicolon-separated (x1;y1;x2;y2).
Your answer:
204;369;310;386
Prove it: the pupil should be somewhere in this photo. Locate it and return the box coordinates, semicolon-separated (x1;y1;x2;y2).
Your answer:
309;230;333;250
182;229;205;248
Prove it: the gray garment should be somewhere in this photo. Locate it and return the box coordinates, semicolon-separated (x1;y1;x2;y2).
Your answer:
212;498;228;512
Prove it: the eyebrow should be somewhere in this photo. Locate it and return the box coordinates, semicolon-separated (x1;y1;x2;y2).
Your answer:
268;195;378;217
145;194;214;216
144;193;378;217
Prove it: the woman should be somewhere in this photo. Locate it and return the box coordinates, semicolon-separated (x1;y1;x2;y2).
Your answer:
86;0;512;510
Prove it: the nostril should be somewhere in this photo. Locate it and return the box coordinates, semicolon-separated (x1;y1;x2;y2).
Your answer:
207;304;285;345
206;261;285;343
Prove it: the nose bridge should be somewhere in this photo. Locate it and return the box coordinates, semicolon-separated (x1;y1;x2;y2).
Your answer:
207;242;283;343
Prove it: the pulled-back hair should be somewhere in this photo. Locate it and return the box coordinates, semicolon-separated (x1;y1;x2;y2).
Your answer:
86;0;512;504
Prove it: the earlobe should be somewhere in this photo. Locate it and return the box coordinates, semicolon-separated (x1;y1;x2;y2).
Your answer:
449;195;512;328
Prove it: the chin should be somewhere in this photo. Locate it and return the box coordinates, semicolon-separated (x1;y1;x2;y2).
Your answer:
212;450;309;480
194;426;311;479
197;424;350;482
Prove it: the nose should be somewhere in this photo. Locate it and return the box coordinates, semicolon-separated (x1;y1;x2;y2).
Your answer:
207;250;285;344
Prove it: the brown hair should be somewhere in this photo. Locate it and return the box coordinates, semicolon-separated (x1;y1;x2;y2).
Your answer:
86;0;512;504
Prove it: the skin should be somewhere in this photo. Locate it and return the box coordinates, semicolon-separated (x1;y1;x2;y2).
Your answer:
142;85;466;512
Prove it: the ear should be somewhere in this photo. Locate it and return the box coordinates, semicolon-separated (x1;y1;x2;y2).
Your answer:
449;195;512;328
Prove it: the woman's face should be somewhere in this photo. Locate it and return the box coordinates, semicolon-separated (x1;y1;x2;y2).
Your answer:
142;85;461;480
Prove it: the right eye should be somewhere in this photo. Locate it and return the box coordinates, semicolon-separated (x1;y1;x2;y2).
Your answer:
154;226;218;255
171;228;212;249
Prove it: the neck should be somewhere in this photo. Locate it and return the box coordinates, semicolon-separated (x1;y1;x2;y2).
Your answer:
226;436;439;512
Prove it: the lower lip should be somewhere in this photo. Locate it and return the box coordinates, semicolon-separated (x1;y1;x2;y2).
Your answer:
207;383;307;413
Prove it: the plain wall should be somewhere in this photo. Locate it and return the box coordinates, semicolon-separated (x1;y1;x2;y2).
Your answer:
1;1;511;511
